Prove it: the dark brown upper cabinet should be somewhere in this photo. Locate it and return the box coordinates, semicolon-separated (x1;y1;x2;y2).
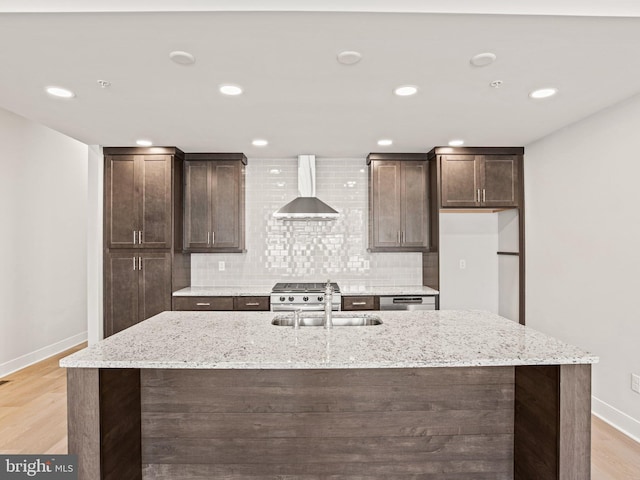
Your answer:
436;147;523;208
105;148;184;249
183;153;247;253
104;251;172;336
367;153;430;252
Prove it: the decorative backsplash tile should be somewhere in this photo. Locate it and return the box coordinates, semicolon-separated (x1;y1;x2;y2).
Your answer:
191;157;422;286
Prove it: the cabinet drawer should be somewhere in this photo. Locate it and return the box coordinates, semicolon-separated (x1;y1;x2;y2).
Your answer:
173;296;234;311
234;296;270;311
342;296;379;311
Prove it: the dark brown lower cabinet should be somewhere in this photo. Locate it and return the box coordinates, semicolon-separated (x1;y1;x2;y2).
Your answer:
104;252;171;336
342;295;379;310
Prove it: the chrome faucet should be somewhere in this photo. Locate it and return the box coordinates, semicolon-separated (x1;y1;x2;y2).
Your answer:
324;280;333;329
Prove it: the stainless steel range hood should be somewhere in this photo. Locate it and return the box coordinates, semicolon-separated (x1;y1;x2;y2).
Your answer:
273;155;339;220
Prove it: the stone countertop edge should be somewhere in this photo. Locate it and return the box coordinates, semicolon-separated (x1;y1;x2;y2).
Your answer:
172;285;440;296
60;310;597;369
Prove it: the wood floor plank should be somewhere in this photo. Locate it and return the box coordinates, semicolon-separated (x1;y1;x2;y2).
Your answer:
0;343;85;454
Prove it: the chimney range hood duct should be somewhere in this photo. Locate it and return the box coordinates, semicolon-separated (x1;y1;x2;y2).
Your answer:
273;155;339;220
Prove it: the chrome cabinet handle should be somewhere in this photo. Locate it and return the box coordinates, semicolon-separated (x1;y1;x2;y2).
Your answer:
138;230;142;244
196;302;211;306
352;302;367;306
397;231;401;243
245;302;260;306
132;257;136;270
207;232;210;245
212;231;215;244
133;230;137;244
138;256;142;270
477;189;481;202
482;189;486;202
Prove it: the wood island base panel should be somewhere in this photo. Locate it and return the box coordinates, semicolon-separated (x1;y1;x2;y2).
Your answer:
67;365;591;480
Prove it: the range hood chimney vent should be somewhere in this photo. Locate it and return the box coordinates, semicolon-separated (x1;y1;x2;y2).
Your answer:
273;155;339;220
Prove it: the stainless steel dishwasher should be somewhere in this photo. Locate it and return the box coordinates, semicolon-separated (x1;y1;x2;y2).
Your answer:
379;295;438;310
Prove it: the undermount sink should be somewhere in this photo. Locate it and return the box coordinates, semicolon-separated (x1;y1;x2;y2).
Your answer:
271;313;383;327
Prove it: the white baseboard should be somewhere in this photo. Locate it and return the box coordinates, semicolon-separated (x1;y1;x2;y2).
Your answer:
592;395;640;444
0;331;87;378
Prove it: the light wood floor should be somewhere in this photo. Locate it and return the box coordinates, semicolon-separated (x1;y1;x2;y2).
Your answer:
1;345;639;479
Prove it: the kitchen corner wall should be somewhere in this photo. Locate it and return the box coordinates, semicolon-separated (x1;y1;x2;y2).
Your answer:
526;92;640;442
192;158;422;286
0;107;88;377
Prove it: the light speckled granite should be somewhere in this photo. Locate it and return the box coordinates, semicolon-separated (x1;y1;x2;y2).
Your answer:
173;286;273;296
60;310;596;369
340;284;439;295
173;284;439;297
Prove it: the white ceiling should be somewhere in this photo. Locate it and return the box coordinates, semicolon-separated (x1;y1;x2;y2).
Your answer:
1;2;640;157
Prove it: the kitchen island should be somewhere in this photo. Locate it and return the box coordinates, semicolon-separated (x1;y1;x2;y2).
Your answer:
61;310;597;480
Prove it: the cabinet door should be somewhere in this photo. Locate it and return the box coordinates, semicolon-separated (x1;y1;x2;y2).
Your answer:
401;162;429;248
139;253;172;321
480;155;519;207
371;161;402;248
211;161;241;249
104;252;139;337
105;155;138;248
138;155;173;248
184;161;212;249
441;155;480;208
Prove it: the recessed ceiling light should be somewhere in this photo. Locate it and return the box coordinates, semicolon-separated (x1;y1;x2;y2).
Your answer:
337;51;362;65
252;139;268;147
97;80;111;88
470;52;497;67
489;80;503;88
136;139;153;147
394;85;418;97
377;139;393;146
448;139;465;147
529;87;558;99
45;86;75;98
169;50;195;66
219;84;243;96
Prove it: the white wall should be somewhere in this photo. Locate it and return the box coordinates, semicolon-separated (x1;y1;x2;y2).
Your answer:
439;213;499;312
0;107;88;377
87;145;103;344
525;93;640;441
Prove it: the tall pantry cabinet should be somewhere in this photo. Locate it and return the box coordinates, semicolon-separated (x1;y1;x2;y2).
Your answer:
103;147;190;337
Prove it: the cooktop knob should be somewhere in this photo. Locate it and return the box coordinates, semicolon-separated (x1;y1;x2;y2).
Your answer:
288;296;294;302
303;296;309;302
317;296;323;302
279;296;285;302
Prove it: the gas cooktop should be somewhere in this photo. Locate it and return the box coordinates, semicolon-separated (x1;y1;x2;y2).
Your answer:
272;282;341;293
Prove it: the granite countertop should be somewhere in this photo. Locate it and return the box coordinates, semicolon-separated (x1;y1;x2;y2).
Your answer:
172;286;273;297
172;285;440;297
60;310;596;369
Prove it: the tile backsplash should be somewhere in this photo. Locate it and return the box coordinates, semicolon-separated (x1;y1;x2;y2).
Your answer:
191;157;422;286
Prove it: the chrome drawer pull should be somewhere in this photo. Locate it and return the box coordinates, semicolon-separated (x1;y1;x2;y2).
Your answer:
245;302;260;306
352;302;367;306
196;302;211;306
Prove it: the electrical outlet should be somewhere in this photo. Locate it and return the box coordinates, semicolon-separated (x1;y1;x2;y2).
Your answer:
459;259;466;270
218;261;225;271
632;373;640;394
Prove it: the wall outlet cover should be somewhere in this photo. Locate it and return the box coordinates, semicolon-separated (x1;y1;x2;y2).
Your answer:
218;261;225;271
632;373;640;394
